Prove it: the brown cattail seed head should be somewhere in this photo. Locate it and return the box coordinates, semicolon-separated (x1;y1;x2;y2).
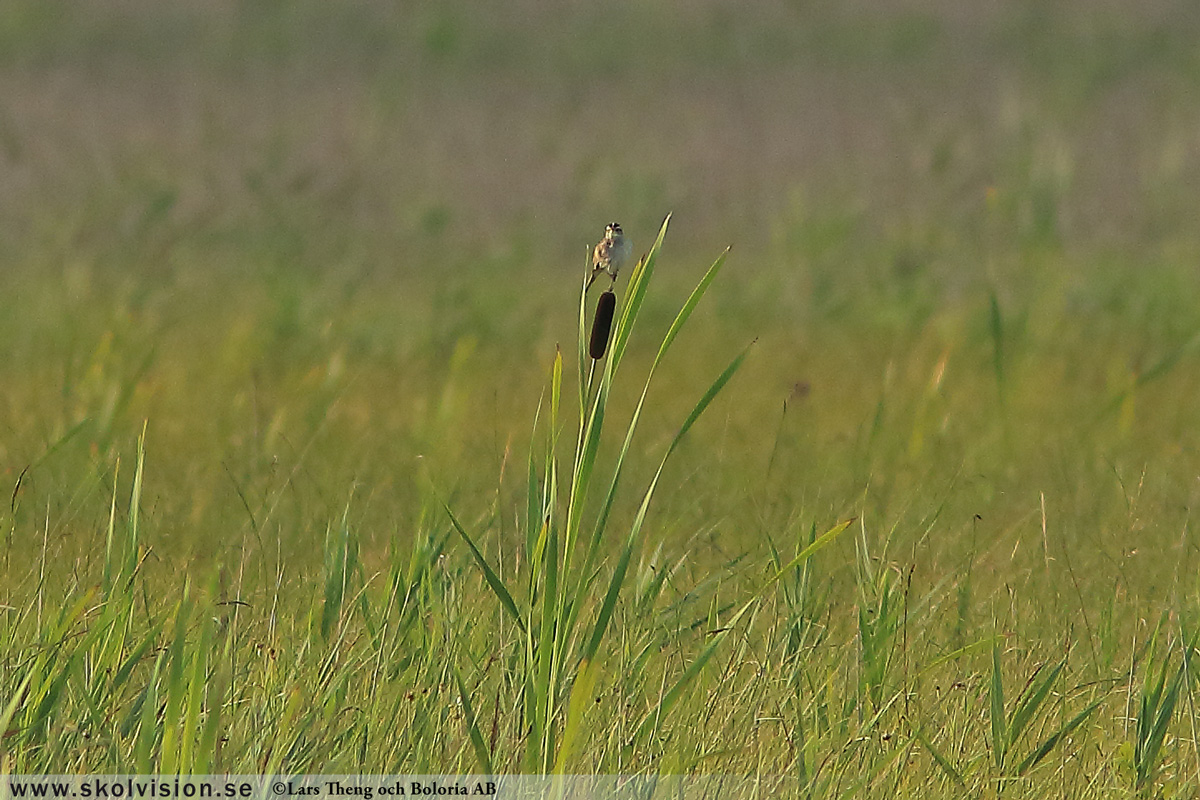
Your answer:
589;290;616;359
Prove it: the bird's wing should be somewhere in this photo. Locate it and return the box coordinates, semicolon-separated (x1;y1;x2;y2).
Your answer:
593;240;611;268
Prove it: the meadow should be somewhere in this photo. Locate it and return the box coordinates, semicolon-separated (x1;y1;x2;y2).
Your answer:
4;1;1200;796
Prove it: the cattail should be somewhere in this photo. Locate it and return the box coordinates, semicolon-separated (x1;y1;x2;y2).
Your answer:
589;290;616;359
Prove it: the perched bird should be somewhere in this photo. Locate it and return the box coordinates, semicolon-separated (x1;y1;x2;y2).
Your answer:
587;222;632;291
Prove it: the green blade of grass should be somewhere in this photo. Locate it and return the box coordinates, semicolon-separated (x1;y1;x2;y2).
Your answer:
29;661;76;745
109;619;164;693
764;519;854;592
552;657;600;774
160;581;194;775
179;608;213;772
652;247;729;365
452;660;495;776
134;652;164;773
526;394;544;561
0;672;33;744
1007;659;1064;751
1139;662;1185;789
1016;698;1104;776
103;458;121;598
625;517;851;751
534;487;560;773
990;642;1007;770
550;345;563;449
127;423;147;583
626;599;758;751
195;629;230;774
262;686;304;778
444;503;526;634
320;522;348;641
914;636;999;680
914;726;965;787
665;339;753;456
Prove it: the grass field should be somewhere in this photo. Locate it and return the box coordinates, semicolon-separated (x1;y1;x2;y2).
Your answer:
5;1;1200;795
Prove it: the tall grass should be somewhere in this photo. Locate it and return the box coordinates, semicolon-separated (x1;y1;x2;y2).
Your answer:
1;244;1200;793
444;217;850;772
4;3;1200;788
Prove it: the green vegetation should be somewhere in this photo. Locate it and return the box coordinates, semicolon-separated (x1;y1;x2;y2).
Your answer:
4;2;1200;796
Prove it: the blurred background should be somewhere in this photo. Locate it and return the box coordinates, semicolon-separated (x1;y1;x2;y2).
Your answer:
10;3;1200;778
4;0;1200;273
4;0;1200;586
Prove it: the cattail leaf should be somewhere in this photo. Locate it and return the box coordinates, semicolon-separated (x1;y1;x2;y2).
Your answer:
607;214;670;371
654;248;729;363
579;341;753;667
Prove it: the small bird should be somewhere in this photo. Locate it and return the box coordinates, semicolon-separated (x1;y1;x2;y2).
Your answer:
587;222;632;291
